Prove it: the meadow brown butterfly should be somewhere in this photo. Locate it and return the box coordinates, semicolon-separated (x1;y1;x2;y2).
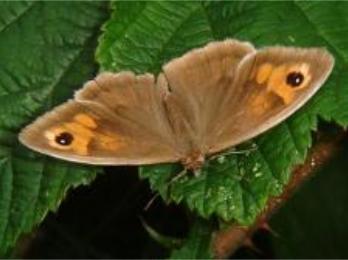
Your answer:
19;39;334;172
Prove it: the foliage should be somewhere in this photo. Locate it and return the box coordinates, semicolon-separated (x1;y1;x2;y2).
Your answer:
0;1;107;255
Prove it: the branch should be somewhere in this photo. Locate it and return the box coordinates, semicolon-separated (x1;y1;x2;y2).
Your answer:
212;130;346;259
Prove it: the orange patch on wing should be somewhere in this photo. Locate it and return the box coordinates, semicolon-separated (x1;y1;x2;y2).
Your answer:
96;132;125;151
45;124;126;157
63;122;94;139
249;93;274;116
71;137;89;156
45;112;126;155
73;113;97;129
254;62;312;105
267;65;295;104
45;119;97;156
45;127;92;156
256;63;273;84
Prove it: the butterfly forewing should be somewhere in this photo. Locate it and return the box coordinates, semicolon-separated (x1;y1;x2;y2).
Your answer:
208;47;334;154
19;72;181;165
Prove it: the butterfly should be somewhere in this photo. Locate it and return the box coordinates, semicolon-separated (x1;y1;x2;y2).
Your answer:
19;39;334;173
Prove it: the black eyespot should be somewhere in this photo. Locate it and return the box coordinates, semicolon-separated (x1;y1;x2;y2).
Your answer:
286;72;304;88
55;132;74;146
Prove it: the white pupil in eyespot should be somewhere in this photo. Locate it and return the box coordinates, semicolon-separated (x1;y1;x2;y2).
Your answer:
286;72;304;87
55;132;74;146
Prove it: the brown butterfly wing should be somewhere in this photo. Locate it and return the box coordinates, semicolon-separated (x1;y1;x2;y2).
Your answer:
19;72;180;165
162;39;255;154
208;47;334;154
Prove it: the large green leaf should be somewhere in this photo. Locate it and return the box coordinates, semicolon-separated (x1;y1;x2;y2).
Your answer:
96;1;348;226
0;2;107;255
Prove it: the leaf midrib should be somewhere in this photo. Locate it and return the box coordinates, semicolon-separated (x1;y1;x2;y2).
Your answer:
0;2;36;35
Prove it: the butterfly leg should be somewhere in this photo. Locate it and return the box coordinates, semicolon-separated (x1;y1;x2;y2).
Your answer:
168;168;188;184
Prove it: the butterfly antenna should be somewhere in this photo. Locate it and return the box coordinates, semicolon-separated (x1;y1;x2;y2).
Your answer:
210;144;258;161
224;147;257;155
143;168;187;211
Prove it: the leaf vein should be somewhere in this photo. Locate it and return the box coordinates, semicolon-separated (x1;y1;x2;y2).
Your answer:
0;2;36;36
293;1;348;64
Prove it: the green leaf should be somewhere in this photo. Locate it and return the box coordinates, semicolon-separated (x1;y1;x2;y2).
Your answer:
0;2;107;255
97;1;348;225
170;218;213;259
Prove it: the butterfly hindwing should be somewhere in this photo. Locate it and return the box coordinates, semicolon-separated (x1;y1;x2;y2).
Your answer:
162;39;255;153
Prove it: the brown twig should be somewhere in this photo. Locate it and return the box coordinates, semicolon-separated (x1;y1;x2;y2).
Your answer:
212;130;347;259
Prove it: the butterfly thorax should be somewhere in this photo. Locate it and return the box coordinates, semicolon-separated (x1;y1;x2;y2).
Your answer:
181;150;205;172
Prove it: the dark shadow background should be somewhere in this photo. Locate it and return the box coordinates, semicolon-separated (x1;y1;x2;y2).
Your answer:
18;127;348;259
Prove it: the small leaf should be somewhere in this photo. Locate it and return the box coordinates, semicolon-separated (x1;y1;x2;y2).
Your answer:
0;2;107;255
